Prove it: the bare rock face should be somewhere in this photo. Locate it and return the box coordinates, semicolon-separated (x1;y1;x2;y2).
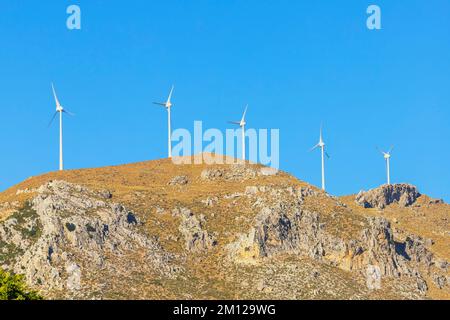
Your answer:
1;174;446;300
201;165;278;182
168;175;189;186
355;184;421;209
227;186;413;278
200;168;224;181
0;181;179;298
433;274;448;289
224;184;450;298
404;235;434;268
359;217;409;277
174;207;217;252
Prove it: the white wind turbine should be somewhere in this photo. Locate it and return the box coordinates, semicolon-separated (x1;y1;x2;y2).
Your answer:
228;105;248;161
378;146;393;185
310;124;329;191
154;85;174;158
48;83;74;171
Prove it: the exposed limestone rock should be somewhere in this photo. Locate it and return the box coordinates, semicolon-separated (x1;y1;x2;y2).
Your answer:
224;192;243;199
224;165;258;181
66;262;81;291
0;180;179;297
1;166;447;300
155;206;166;215
404;235;434;268
259;167;278;176
416;276;428;294
226;228;260;265
16;188;37;195
227;188;419;280
245;186;259;196
432;274;448;289
201;169;224;181
97;189;113;199
355;184;421;209
201;196;218;207
359;217;409;277
298;186;319;198
168;175;189;186
427;198;445;205
176;208;217;252
201;165;278;182
435;259;449;271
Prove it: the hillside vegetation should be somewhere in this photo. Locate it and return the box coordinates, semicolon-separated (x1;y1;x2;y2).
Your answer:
0;155;448;300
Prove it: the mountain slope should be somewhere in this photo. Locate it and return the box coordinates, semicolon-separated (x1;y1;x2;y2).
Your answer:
0;155;448;299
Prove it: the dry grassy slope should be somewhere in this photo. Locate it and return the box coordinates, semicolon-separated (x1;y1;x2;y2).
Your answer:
0;156;365;248
0;155;449;299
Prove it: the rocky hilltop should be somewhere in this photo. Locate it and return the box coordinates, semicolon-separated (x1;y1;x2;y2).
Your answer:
0;156;448;299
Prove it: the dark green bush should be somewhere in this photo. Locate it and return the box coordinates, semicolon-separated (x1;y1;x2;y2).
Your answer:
0;269;43;300
65;222;76;232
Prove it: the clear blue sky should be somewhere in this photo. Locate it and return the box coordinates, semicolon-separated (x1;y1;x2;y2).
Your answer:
0;1;449;201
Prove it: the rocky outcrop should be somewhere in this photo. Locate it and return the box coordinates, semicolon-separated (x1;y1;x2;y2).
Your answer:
201;196;218;207
355;184;421;209
201;168;224;180
168;175;189;186
1;169;447;300
0;181;179;297
238;211;408;276
359;217;409;277
404;235;434;268
201;164;278;182
433;274;448;289
226;185;436;286
225;180;450;297
173;207;217;252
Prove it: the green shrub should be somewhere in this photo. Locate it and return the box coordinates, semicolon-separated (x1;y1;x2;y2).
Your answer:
0;269;43;300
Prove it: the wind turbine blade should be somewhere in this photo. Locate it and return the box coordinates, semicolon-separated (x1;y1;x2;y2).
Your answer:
376;146;384;155
388;146;394;154
309;144;319;152
320;123;323;141
47;111;58;127
241;105;248;123
51;83;61;107
153;102;166;107
63;110;75;116
167;85;174;104
325;152;330;159
228;121;241;125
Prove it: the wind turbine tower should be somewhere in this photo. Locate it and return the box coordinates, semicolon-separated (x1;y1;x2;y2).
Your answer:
154;86;174;158
311;125;329;191
49;83;74;171
379;147;393;185
228;105;248;161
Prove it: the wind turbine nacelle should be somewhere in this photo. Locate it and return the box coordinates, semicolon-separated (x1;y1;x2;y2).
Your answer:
56;106;63;112
240;121;246;127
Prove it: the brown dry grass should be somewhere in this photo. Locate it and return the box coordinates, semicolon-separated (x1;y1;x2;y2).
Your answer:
0;154;448;300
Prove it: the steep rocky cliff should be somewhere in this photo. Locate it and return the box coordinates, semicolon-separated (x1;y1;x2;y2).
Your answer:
0;156;448;299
